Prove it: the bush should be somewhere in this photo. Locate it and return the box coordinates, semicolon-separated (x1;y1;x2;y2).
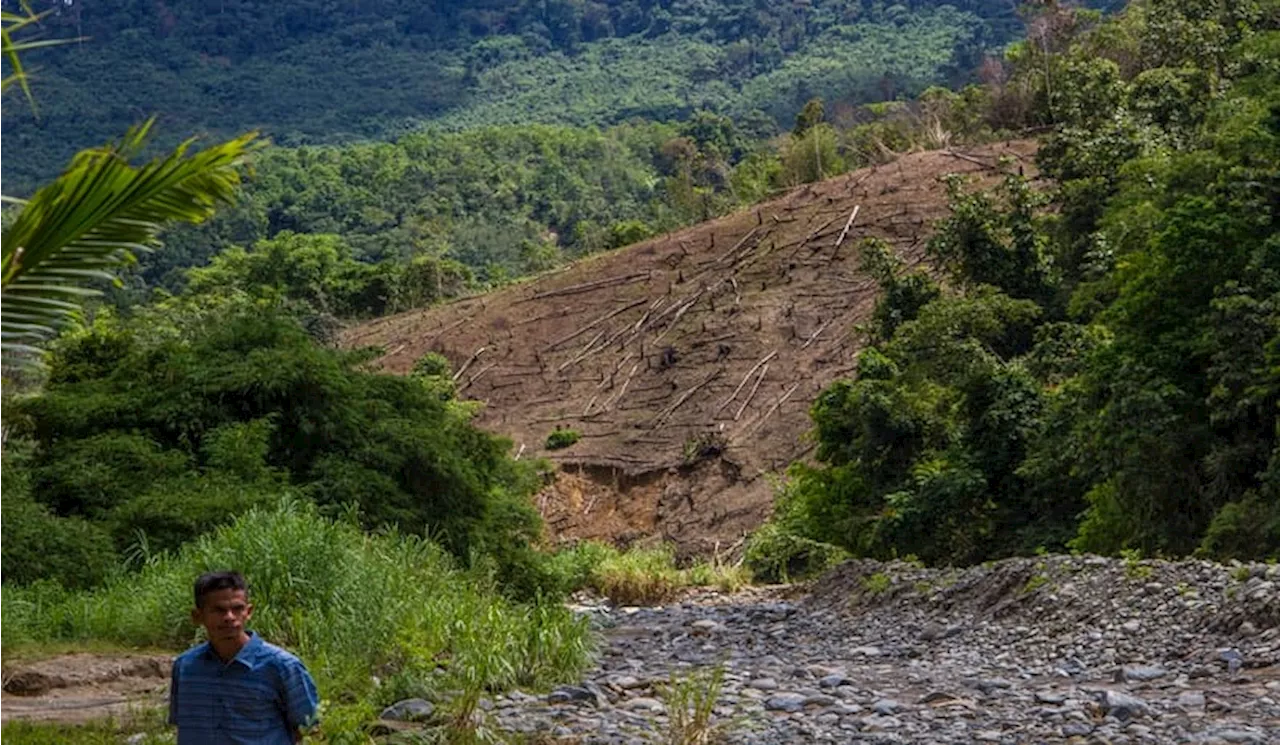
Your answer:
1;495;119;590
744;523;849;584
17;310;539;568
1;438;120;589
545;427;582;450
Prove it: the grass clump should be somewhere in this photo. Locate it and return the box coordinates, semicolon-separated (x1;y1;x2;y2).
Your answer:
548;542;753;605
861;572;892;595
1;500;594;741
1120;548;1154;580
659;664;731;745
544;428;581;450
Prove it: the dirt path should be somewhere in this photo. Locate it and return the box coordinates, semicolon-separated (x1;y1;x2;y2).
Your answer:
2;653;171;724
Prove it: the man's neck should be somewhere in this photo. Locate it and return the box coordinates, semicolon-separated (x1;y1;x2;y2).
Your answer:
211;632;251;663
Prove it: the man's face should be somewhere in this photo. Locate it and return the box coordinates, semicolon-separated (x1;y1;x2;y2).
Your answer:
192;588;253;644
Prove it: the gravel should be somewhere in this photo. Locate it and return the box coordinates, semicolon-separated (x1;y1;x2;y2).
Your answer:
398;555;1280;743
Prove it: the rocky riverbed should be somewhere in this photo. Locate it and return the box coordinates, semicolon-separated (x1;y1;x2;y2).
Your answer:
465;555;1280;744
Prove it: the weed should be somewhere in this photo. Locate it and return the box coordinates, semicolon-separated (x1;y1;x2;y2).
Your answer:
660;664;730;745
587;545;684;605
1021;574;1050;595
913;581;933;594
1232;566;1252;582
862;572;892;595
1120;548;1153;580
550;541;753;605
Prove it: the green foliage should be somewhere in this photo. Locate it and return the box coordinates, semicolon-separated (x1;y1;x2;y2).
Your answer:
4;1;1025;196
0;502;594;735
5;308;548;590
785;2;1280;565
547;541;751;604
1;493;118;590
1;120;255;358
545;428;582;451
743;522;849;584
861;572;892;595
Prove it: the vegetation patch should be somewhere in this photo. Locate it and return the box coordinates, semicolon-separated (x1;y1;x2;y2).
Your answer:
545;428;582;451
1;501;593;741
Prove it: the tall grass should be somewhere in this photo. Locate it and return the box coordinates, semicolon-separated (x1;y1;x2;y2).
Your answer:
547;542;752;605
660;665;730;745
2;500;594;737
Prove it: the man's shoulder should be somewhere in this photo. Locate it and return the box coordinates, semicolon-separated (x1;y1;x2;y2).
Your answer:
254;638;306;669
173;642;210;667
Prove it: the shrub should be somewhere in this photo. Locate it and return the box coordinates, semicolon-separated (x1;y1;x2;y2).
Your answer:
1;495;119;590
545;428;581;450
743;523;849;583
17;310;539;568
550;541;754;602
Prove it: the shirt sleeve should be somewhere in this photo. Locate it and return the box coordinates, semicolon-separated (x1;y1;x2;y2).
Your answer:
168;660;180;727
279;657;320;731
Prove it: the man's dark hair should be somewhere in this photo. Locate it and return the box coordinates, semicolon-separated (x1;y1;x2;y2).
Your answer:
194;571;248;608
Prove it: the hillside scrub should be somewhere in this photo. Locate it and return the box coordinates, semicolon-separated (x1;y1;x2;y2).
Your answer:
1;501;595;739
769;0;1280;564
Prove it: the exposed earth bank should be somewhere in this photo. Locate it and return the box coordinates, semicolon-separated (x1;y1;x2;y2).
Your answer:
5;554;1279;743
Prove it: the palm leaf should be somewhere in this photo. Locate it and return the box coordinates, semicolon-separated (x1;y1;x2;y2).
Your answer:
1;120;258;355
1;4;77;114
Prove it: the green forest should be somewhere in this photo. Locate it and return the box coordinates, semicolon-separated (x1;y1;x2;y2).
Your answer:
2;0;1278;742
5;0;1066;194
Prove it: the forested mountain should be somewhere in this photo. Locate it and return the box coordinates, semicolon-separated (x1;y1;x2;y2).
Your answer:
3;0;1040;193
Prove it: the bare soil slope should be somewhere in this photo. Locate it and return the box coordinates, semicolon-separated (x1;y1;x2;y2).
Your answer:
342;142;1038;555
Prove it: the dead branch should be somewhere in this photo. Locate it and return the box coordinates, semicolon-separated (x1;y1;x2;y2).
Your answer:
942;149;1006;171
461;363;498;390
452;346;488;382
604;362;641;411
556;330;607;372
800;319;833;349
649;369;723;428
526;272;649;301
741;382;802;438
542;297;648;351
833;205;862;249
714;350;777;415
734;363;770;421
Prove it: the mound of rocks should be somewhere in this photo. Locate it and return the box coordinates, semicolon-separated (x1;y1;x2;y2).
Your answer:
435;555;1280;743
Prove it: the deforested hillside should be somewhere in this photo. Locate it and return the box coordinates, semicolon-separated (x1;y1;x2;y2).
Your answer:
341;141;1038;554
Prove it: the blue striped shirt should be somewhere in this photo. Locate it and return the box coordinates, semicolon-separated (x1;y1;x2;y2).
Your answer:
169;632;319;745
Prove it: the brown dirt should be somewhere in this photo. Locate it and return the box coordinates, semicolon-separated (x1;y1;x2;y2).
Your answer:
1;653;171;723
341;143;1040;555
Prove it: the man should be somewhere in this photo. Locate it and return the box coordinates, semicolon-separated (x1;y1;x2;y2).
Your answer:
169;571;319;744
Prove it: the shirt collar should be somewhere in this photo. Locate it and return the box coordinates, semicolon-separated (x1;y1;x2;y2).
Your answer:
202;631;264;669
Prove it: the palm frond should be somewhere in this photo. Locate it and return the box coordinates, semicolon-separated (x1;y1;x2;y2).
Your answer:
1;120;258;356
1;4;73;113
